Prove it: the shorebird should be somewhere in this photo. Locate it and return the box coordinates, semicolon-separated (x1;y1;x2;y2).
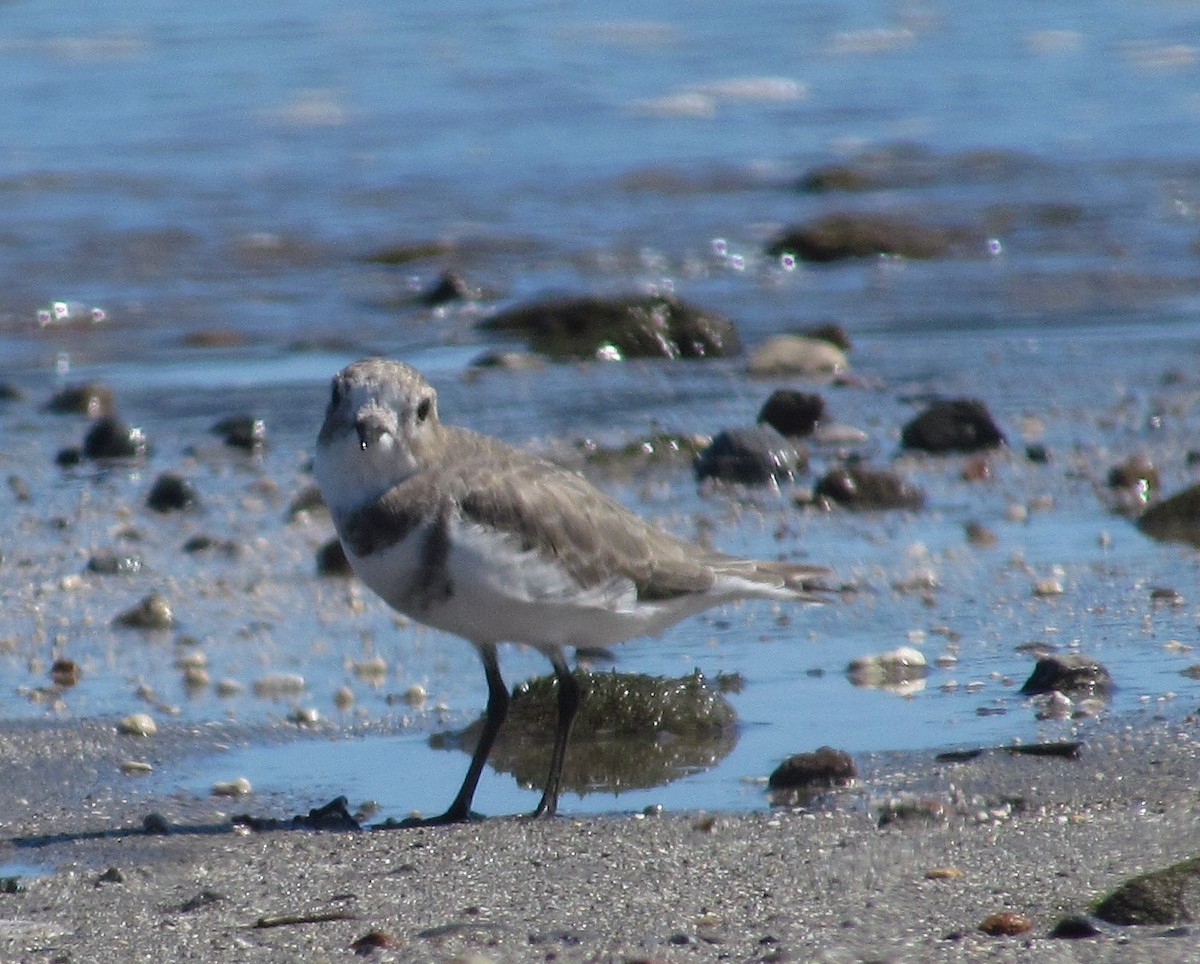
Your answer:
314;358;829;823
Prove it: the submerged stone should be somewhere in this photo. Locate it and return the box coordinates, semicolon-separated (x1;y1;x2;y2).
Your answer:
437;669;737;795
479;294;741;360
901;398;1006;454
1137;483;1200;548
1019;654;1112;698
695;425;805;485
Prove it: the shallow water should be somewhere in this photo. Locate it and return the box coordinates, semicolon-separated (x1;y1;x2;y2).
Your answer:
2;1;1200;817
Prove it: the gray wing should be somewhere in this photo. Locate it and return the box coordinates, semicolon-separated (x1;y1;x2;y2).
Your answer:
434;428;825;602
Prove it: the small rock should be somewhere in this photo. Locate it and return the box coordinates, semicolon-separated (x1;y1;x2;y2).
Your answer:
746;335;848;377
120;760;154;775
181;534;240;556
113;594;174;631
964;521;998;547
813;464;925;510
901;399;1006;453
95;867;125;886
333;686;355;710
1108;454;1158;497
847;646;929;689
1048;915;1101;939
43;382;116;418
768;746;856;790
82;417;148;460
757;389;825;437
1151;586;1184;606
1019;654;1112;698
146;473;199;513
86;551;143;576
212;777;253;798
0;383;24;402
288;707;321;725
50;658;81;687
694;425;805;485
925;866;964;880
211;415;266;452
316;538;354;577
419;270;474;306
1138;483;1200;547
978;911;1033;936
118;713;157;737
803;322;852;351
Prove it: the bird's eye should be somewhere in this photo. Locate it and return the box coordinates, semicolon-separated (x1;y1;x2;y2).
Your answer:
415;397;432;423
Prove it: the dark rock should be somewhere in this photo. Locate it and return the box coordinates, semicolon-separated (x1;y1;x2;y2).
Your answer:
1137;483;1200;547
901;399;1006;453
1094;856;1200;925
768;746;857;790
1025;443;1051;463
803;322;853;351
1019;654;1112;698
113;594;174;631
479;294;741;360
0;383;24;402
55;448;82;467
419;270;474;306
86;551;143;576
82;417;148;461
50;658;81;687
351;930;396;954
95;867;125;886
181;534;241;557
758;390;825;438
1049;915;1101;939
814;464;925;510
211;415;266;452
146;473;199;513
142;812;171;835
316;538;353;577
43;382;116;418
766;212;976;263
695;426;805;485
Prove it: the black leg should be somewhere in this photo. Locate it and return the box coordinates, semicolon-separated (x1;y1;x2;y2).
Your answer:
419;642;508;825
531;647;581;819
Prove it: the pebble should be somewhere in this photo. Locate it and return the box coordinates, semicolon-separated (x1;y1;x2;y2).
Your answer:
746;335;848;377
146;473;199;513
846;646;929;689
117;713;157;737
43;382;116;418
768;746;857;790
82;417;148;461
50;658;81;686
756;389;825;437
120;760;154;775
333;686;355;710
694;425;805;485
112;594;175;631
212;777;253;798
978;911;1033;936
900;398;1006;453
925;866;964;880
210;415;266;452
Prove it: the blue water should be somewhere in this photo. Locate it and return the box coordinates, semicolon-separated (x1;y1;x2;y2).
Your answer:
3;1;1200;817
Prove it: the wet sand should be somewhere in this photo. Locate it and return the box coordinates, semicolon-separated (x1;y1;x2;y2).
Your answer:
2;715;1199;962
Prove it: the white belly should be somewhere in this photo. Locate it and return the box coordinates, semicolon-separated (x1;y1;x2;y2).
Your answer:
343;518;692;652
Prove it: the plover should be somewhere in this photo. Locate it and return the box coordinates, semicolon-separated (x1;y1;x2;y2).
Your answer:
314;358;829;823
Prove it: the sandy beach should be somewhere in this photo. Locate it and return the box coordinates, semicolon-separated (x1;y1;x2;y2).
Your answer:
2;714;1200;962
